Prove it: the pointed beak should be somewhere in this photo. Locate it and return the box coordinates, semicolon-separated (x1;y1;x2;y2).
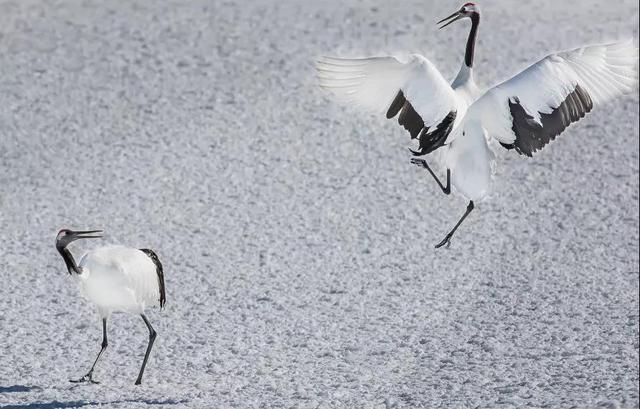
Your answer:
71;229;104;239
437;10;464;29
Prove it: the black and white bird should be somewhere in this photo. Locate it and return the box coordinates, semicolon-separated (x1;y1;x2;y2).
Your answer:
316;2;638;247
55;229;166;385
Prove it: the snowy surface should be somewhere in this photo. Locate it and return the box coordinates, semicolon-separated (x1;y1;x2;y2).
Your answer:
0;0;638;408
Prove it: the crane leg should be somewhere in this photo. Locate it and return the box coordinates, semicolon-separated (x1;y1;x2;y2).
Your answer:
410;158;450;194
70;318;108;384
435;201;474;249
135;313;157;385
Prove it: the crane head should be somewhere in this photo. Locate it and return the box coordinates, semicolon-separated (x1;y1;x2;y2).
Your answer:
438;3;480;29
55;229;103;250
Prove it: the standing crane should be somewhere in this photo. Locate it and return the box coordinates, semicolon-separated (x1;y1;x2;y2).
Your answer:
316;2;638;248
55;229;166;385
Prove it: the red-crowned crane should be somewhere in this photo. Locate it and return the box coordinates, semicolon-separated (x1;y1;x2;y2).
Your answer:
316;2;638;248
55;229;166;385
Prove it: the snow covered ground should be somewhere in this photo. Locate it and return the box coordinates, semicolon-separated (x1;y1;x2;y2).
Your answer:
0;0;638;407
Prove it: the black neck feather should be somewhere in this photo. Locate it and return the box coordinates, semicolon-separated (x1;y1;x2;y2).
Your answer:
465;13;480;68
57;244;80;275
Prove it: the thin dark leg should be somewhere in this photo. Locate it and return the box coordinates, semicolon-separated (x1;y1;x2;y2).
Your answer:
410;158;450;194
70;318;108;384
435;201;474;249
135;313;157;385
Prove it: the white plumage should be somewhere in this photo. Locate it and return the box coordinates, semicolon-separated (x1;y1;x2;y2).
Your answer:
446;124;494;202
317;54;461;128
78;246;163;316
55;229;165;385
316;2;638;247
469;40;639;146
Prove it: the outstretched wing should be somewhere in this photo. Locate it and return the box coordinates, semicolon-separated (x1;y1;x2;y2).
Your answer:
316;54;459;155
468;40;638;157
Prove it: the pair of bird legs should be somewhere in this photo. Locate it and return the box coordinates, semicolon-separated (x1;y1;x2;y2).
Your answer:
70;313;157;385
68;159;464;386
410;158;474;248
69;160;464;386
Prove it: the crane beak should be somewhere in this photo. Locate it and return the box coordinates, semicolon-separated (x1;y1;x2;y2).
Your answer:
55;229;103;250
70;229;104;240
437;10;464;29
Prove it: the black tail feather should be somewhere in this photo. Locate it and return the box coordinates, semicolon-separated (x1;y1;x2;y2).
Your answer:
140;249;166;309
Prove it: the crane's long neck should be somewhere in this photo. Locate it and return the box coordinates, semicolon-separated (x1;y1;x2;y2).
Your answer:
465;13;480;68
57;244;80;275
452;12;480;90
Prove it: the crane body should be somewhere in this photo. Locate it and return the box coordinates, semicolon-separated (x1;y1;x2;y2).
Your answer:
317;2;638;247
56;229;166;385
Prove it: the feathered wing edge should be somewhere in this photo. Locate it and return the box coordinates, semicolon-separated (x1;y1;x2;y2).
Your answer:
139;249;166;309
470;40;638;156
315;54;460;153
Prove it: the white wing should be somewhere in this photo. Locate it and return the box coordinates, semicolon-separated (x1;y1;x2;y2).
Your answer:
468;40;638;157
80;246;164;311
116;247;163;309
316;54;460;154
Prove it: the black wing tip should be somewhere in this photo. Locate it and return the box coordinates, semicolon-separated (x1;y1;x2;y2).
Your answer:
140;248;166;309
386;92;456;154
386;90;406;119
398;100;424;138
507;84;593;157
416;111;457;155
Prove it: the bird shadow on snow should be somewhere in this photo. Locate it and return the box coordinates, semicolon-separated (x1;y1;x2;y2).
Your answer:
0;402;87;409
0;386;41;393
0;398;188;409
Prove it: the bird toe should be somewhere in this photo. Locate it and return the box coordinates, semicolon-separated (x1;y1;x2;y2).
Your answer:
69;374;99;384
435;235;452;249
